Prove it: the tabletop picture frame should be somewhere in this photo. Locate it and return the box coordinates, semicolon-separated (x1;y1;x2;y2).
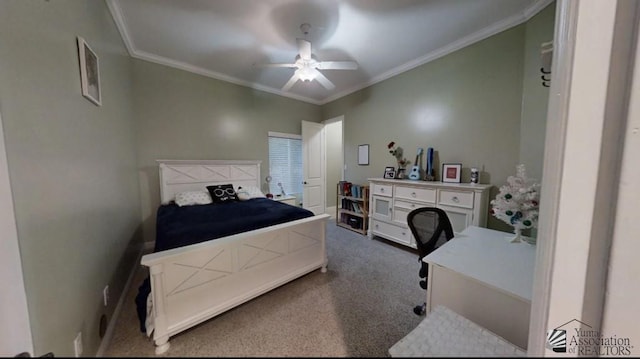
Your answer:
358;144;369;165
77;36;101;106
442;163;462;183
383;166;396;179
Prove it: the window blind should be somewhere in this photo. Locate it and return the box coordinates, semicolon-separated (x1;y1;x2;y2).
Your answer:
268;133;303;196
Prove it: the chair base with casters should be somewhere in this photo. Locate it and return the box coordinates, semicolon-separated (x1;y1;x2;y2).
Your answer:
413;266;428;315
406;207;454;316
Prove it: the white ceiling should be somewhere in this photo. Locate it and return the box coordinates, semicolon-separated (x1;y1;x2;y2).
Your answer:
107;0;552;105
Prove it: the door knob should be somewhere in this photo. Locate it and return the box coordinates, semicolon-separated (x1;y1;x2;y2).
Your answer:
303;181;308;184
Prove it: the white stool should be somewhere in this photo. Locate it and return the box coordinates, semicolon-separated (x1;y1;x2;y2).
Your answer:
389;305;526;357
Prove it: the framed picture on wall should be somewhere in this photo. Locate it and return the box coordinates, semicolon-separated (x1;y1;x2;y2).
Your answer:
383;166;395;179
442;163;462;183
358;144;369;165
77;36;101;106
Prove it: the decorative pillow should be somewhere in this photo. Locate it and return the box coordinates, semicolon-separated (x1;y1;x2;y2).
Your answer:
174;190;212;207
236;185;266;199
207;184;239;203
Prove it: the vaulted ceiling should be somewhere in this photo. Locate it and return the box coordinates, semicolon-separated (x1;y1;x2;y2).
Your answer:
107;0;552;105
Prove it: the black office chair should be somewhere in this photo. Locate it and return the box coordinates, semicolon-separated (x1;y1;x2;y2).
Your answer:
407;207;455;315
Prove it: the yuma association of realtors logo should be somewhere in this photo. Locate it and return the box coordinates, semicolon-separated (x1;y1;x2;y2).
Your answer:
546;319;634;356
546;328;567;352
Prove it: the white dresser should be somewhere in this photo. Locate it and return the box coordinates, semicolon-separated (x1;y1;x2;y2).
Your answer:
367;178;492;249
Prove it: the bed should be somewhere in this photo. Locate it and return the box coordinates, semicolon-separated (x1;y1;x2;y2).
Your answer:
138;159;330;354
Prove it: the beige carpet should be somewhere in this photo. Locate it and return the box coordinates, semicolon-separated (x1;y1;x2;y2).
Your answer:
104;222;424;357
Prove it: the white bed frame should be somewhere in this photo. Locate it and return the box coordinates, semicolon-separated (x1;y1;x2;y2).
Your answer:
142;160;329;354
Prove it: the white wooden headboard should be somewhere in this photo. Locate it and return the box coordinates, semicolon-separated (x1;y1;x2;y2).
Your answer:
157;159;262;204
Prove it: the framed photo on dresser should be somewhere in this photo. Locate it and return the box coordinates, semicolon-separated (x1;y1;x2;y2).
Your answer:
442;163;462;183
383;166;396;179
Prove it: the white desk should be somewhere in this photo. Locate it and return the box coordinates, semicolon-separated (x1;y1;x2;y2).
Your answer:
422;226;536;350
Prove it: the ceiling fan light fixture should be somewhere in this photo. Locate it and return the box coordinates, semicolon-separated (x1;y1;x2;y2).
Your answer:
257;23;356;92
297;67;316;82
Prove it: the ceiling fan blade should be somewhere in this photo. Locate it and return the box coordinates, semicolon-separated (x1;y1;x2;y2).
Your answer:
282;73;300;92
311;69;335;90
317;61;358;70
254;63;297;68
297;38;312;60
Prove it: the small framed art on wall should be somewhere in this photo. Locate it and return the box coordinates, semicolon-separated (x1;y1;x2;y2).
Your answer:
77;36;101;106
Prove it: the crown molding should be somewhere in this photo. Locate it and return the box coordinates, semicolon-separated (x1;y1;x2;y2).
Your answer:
321;0;555;104
131;50;323;105
107;0;554;106
523;0;555;21
106;0;135;56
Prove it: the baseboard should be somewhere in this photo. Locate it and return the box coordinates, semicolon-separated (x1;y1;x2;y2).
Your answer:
95;245;145;357
325;206;336;218
143;240;154;251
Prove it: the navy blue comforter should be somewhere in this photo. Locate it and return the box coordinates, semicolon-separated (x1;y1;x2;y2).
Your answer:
135;198;314;332
154;198;314;252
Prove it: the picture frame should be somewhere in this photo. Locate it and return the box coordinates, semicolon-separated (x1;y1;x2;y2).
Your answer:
358;144;369;165
383;166;396;179
442;163;462;183
77;36;101;106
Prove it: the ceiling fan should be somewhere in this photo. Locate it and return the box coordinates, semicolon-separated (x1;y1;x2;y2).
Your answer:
256;23;358;92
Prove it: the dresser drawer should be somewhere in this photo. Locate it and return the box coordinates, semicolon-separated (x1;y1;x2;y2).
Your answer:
392;205;411;225
394;199;431;212
371;219;412;246
372;183;393;197
439;190;474;209
395;186;436;203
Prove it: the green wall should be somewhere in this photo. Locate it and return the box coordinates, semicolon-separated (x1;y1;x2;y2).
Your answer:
0;0;141;356
520;4;556;181
324;26;526;185
132;60;322;242
323;25;526;230
322;4;555;231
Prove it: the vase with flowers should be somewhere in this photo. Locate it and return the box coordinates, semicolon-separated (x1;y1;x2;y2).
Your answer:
388;141;410;179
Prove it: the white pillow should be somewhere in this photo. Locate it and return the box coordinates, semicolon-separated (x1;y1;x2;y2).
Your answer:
174;190;212;207
235;185;266;200
236;189;251;201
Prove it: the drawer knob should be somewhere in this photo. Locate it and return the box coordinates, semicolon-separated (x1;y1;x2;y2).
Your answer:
452;196;459;203
411;204;415;208
411;192;416;197
402;232;406;235
375;224;379;228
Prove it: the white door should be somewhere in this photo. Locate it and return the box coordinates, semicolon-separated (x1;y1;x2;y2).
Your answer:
302;120;325;215
0;112;33;356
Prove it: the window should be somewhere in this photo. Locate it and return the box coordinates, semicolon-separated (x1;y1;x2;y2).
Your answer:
268;132;303;196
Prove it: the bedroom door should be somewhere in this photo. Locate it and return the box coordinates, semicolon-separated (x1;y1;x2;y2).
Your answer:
301;120;325;215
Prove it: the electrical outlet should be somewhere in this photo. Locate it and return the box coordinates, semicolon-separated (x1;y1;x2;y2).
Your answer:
103;285;109;307
73;332;83;357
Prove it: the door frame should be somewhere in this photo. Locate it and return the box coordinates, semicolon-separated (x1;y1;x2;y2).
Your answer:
528;0;638;354
0;110;33;356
